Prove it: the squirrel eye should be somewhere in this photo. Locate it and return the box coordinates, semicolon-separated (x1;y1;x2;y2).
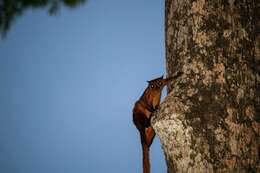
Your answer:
151;85;154;88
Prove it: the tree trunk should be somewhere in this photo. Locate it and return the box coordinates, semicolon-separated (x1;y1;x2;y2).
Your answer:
151;0;259;173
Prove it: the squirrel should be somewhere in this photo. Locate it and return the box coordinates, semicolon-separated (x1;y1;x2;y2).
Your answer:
132;72;182;173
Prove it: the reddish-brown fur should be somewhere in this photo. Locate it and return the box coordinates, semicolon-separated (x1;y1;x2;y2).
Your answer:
133;72;182;173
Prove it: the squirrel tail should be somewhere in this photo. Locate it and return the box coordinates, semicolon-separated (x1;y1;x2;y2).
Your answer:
142;143;150;173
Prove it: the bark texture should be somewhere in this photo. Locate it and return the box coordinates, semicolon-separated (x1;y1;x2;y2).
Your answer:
151;0;260;173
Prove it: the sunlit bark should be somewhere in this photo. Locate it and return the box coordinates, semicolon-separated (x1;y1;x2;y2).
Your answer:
152;0;259;172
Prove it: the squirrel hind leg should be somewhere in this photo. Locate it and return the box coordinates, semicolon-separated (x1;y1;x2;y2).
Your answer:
133;113;151;131
145;127;155;147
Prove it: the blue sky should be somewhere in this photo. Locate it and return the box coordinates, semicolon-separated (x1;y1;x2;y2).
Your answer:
0;0;166;172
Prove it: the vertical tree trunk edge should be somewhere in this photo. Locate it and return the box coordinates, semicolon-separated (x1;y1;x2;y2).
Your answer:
152;0;259;173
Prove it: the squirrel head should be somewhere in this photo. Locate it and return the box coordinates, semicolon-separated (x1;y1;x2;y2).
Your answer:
146;72;183;91
147;75;171;91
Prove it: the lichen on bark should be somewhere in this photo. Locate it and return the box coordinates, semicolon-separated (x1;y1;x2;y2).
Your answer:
152;0;260;172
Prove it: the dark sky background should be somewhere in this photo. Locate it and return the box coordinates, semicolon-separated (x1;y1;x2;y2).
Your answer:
0;0;166;172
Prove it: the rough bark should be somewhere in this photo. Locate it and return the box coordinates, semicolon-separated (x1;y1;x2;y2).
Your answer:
151;0;260;173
